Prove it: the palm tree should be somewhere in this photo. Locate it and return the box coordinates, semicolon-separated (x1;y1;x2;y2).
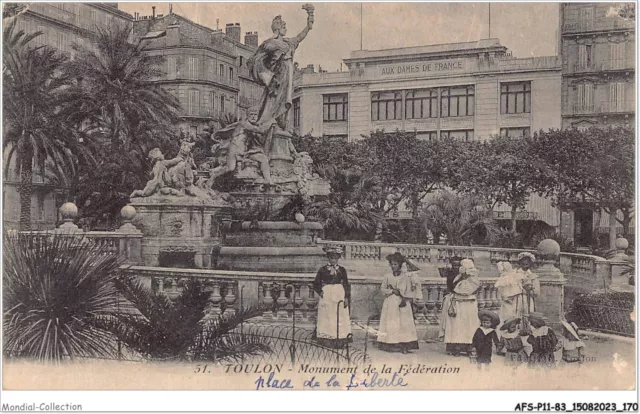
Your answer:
65;23;180;151
63;23;181;225
101;276;271;362
420;190;499;246
3;232;125;362
3;20;95;230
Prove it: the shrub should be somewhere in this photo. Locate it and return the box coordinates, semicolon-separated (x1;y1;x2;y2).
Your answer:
3;232;124;361
567;291;634;337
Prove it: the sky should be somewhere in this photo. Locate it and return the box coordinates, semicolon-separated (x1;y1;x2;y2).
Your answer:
119;2;560;71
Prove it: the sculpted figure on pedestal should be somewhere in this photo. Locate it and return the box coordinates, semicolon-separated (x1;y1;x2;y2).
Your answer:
131;140;213;200
205;107;276;188
247;4;314;135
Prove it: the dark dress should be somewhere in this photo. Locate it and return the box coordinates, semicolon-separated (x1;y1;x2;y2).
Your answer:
499;334;529;366
527;327;558;368
472;327;500;364
313;265;351;302
312;265;352;348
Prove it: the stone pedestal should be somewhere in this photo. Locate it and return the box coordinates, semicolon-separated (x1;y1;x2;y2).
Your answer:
216;221;326;273
533;239;565;331
131;197;231;268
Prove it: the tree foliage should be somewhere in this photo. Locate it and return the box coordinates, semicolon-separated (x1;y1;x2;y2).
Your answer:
3;20;96;230
531;127;635;236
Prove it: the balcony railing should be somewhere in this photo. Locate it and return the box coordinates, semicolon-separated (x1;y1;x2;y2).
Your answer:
602;59;635;71
599;100;635;114
564;19;635;33
570;103;595;115
572;62;601;73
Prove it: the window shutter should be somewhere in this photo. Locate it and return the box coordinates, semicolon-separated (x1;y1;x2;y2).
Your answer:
578;45;585;67
584;83;593;108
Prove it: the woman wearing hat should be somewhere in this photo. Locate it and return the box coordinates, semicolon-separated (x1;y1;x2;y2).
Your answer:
516;253;540;313
494;261;526;327
313;246;352;348
440;259;481;356
377;252;422;354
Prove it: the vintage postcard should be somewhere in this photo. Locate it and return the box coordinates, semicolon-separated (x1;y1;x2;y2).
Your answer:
1;1;637;410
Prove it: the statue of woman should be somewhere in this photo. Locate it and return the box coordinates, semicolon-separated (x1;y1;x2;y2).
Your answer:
247;5;314;134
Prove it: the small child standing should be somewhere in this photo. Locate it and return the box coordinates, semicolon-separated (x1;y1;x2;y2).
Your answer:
471;310;500;370
527;312;559;369
561;320;586;365
498;317;528;368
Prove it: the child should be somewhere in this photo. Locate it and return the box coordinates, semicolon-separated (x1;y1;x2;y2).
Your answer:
561;320;586;364
527;312;559;369
498;317;528;368
471;310;500;370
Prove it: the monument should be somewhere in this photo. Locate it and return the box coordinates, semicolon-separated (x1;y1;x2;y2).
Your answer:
129;140;232;268
210;4;329;272
129;4;329;272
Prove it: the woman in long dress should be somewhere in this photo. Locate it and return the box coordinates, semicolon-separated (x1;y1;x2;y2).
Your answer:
313;246;351;348
377;252;422;354
494;261;526;326
440;259;481;356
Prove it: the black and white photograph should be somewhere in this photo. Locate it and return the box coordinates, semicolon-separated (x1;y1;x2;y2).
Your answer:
1;1;637;410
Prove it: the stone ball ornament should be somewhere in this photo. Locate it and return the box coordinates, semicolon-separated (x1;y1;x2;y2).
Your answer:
537;239;561;260
615;237;629;250
59;202;78;220
295;212;305;223
121;205;137;221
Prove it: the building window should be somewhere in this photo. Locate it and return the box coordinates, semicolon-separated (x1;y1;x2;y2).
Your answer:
440;86;474;117
576;83;594;112
209;91;215;115
440;129;474;141
371;91;402;121
168;57;177;78
609;82;625;111
229;67;234;80
239;56;244;67
405;89;438;119
578;44;593;69
55;31;67;52
579;7;594;31
293;98;301;128
416;131;438;141
190;126;198;138
500;127;530;138
500;82;531;114
188;57;198;80
219;64;224;77
610;43;626;69
323;94;348;122
90;9;97;25
188;89;200;115
220;95;225;113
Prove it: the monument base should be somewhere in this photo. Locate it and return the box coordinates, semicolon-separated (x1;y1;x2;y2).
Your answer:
216;221;326;273
131;196;231;268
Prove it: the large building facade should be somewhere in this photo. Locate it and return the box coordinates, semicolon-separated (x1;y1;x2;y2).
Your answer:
4;3;133;230
293;39;562;142
560;2;635;130
293;38;563;230
132;12;261;136
558;3;635;245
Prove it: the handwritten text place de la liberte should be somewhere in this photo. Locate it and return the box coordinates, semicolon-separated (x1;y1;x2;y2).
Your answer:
254;371;407;390
381;61;464;76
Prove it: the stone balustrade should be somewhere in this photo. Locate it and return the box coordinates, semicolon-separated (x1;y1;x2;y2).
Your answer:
123;265;505;327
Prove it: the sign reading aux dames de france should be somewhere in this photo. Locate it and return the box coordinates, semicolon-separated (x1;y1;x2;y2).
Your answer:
379;60;466;77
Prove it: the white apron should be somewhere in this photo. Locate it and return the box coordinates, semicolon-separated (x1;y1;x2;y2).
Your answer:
378;293;418;344
316;284;351;339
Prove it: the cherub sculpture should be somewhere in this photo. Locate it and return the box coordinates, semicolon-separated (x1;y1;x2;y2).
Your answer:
205;107;276;188
130;148;183;198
